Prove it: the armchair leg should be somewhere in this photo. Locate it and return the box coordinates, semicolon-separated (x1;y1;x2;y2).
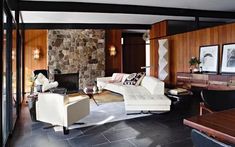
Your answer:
74;122;85;125
63;127;69;135
126;111;142;115
43;125;59;129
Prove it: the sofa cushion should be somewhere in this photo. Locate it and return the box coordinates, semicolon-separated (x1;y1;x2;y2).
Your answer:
125;95;171;106
123;85;171;106
35;73;58;92
105;82;124;94
123;72;145;86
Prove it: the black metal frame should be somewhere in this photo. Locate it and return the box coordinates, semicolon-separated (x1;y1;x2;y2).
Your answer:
5;5;13;136
15;1;21;117
2;0;24;145
21;23;150;30
0;0;3;146
199;44;220;74
21;21;25;97
17;1;235;19
221;43;235;74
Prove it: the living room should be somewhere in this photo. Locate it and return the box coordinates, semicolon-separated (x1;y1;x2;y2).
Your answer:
1;0;235;147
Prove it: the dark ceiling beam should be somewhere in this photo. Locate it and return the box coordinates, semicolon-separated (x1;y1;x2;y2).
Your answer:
17;1;235;19
21;23;151;29
6;0;17;9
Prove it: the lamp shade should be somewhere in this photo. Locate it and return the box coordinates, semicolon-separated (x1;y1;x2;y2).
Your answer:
33;48;40;59
109;45;116;56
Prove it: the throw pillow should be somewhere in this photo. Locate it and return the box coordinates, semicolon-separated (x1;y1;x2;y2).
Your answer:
109;73;124;83
123;72;146;86
113;73;124;82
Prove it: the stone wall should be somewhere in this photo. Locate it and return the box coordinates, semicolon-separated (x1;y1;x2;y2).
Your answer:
48;29;105;88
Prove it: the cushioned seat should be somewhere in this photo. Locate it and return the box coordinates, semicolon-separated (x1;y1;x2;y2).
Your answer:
97;73;171;113
105;82;124;94
124;95;171;106
123;85;171;111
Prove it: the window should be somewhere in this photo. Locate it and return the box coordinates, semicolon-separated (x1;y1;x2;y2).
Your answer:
2;11;7;145
145;40;150;76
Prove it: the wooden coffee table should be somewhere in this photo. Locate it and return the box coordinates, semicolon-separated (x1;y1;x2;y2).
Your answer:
184;108;235;144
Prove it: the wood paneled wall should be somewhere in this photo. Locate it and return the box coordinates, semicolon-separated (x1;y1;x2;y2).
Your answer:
105;29;122;76
24;30;48;92
150;21;168;77
150;22;235;85
168;23;235;85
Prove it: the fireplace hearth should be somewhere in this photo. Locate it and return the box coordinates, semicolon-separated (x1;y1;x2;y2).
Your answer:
54;73;79;94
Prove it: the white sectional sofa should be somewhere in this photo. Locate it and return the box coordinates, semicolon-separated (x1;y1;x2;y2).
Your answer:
97;73;171;113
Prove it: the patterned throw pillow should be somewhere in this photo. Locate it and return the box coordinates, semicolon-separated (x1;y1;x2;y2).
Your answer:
123;72;146;86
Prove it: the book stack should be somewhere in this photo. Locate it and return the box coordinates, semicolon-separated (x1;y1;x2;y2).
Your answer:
168;88;188;95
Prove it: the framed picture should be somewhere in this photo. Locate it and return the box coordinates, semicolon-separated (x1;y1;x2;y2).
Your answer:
221;43;235;74
199;45;219;73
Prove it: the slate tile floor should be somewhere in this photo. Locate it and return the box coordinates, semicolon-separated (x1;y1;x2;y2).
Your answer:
8;97;200;147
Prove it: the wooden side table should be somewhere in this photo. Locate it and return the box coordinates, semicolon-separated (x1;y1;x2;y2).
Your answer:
165;89;193;110
27;94;38;122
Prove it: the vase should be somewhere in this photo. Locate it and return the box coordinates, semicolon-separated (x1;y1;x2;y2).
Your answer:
193;68;199;73
93;85;97;92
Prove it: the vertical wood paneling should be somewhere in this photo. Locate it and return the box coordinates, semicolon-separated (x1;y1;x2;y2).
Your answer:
150;20;168;77
165;23;235;85
105;29;122;76
24;30;48;92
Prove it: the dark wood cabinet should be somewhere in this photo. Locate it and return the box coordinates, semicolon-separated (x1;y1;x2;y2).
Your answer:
177;72;235;90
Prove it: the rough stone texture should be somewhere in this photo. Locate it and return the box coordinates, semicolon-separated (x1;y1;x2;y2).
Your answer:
48;29;105;88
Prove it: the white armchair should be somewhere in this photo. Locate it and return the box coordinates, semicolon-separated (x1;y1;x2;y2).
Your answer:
36;93;90;134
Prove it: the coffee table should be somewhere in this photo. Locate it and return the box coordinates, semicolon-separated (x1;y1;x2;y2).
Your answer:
165;88;193;110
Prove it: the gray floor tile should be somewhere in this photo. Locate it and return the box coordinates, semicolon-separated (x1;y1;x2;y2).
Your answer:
94;140;135;147
68;134;109;147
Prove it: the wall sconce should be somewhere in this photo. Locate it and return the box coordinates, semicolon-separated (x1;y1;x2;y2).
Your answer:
12;50;16;60
33;48;40;60
109;45;116;56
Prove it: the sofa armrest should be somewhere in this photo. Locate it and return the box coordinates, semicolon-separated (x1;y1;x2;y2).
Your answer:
64;96;90;127
97;77;112;88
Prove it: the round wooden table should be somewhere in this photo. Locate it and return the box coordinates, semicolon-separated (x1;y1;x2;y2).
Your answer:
83;89;99;106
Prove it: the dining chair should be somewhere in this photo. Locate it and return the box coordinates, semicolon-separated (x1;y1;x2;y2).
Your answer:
200;89;235;115
191;129;232;147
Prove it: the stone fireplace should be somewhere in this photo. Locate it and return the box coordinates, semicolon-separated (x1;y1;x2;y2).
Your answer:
48;29;105;88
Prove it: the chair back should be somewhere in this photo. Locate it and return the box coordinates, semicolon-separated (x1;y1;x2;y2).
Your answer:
191;129;232;147
36;93;66;126
34;69;48;78
201;89;235;111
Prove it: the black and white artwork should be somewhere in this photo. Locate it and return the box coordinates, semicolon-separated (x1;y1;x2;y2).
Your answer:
199;45;219;73
221;43;235;73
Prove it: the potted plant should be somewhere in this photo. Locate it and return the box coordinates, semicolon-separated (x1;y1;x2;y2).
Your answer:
189;57;201;73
